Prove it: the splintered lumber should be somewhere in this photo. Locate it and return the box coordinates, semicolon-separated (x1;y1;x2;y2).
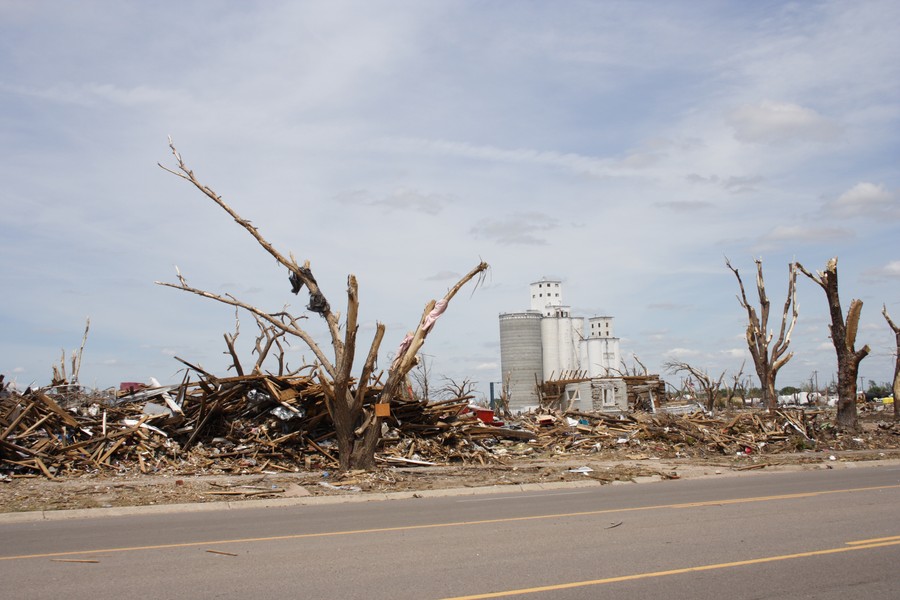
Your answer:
1;367;891;478
464;426;536;441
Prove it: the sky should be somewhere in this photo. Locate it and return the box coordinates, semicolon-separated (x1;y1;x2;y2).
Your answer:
1;0;898;399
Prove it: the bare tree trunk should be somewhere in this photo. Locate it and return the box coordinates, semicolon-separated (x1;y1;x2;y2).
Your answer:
796;258;870;431
348;262;489;470
726;258;798;411
159;140;488;471
883;305;900;421
724;362;746;409
664;361;725;413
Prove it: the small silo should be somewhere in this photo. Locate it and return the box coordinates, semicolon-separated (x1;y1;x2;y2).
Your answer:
499;311;544;410
540;314;560;380
556;310;575;374
570;316;585;372
581;316;620;377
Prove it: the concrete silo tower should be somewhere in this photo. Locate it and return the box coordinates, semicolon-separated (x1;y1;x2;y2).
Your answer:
498;311;543;411
580;316;620;377
499;278;621;412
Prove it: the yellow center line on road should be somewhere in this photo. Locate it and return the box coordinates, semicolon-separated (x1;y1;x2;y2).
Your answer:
846;534;900;545
1;483;898;562
440;539;900;599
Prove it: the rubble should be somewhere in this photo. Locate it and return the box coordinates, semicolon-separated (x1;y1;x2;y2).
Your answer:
1;371;898;481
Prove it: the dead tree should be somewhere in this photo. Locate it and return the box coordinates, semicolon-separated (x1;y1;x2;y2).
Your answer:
796;258;869;431
618;354;649;376
408;354;433;401
51;318;91;388
726;258;798;411
158;140;488;470
437;375;478;401
496;371;512;419
723;361;747;409
883;305;900;421
663;360;725;412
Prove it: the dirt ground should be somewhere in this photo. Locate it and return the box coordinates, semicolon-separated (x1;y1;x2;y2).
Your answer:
3;448;899;514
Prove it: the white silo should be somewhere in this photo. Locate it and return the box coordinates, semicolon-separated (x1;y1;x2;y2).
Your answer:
499;311;543;410
557;311;575;374
582;316;620;376
540;315;560;380
605;337;620;374
571;316;585;373
583;337;604;378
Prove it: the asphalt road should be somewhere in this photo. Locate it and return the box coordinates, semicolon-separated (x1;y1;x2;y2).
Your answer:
1;465;899;599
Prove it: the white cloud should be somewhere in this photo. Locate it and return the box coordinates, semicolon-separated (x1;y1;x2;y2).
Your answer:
2;82;190;108
470;212;560;246
372;189;447;215
753;224;852;252
862;260;900;282
474;362;498;371
654;200;713;212
337;188;447;215
378;137;618;177
727;101;841;144
663;347;703;360
826;182;898;219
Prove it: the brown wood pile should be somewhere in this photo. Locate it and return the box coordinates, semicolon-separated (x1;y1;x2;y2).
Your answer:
3;376;897;479
525;408;898;457
0;374;489;478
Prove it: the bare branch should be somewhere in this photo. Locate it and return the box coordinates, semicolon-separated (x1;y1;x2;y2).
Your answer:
156;278;335;376
885;304;900;333
159;139;344;358
726;257;797;410
223;311;244;376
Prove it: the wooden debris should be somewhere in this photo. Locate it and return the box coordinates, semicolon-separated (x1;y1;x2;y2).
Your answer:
3;369;897;479
51;559;99;563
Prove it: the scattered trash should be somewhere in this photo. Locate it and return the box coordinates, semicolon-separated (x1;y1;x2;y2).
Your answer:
318;482;361;492
567;466;594;474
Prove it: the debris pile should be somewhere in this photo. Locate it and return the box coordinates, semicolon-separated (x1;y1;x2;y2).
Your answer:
0;373;471;477
2;375;898;479
517;409;898;458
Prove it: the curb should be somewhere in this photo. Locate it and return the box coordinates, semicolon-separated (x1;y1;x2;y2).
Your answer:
4;457;897;524
0;479;608;524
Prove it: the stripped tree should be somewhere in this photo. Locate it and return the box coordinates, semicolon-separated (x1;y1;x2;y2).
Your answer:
158;140;488;470
882;305;900;421
725;258;799;411
663;360;725;413
796;258;869;431
437;375;478;401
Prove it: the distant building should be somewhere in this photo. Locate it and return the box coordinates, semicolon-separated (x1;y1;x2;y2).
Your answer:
499;279;622;412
